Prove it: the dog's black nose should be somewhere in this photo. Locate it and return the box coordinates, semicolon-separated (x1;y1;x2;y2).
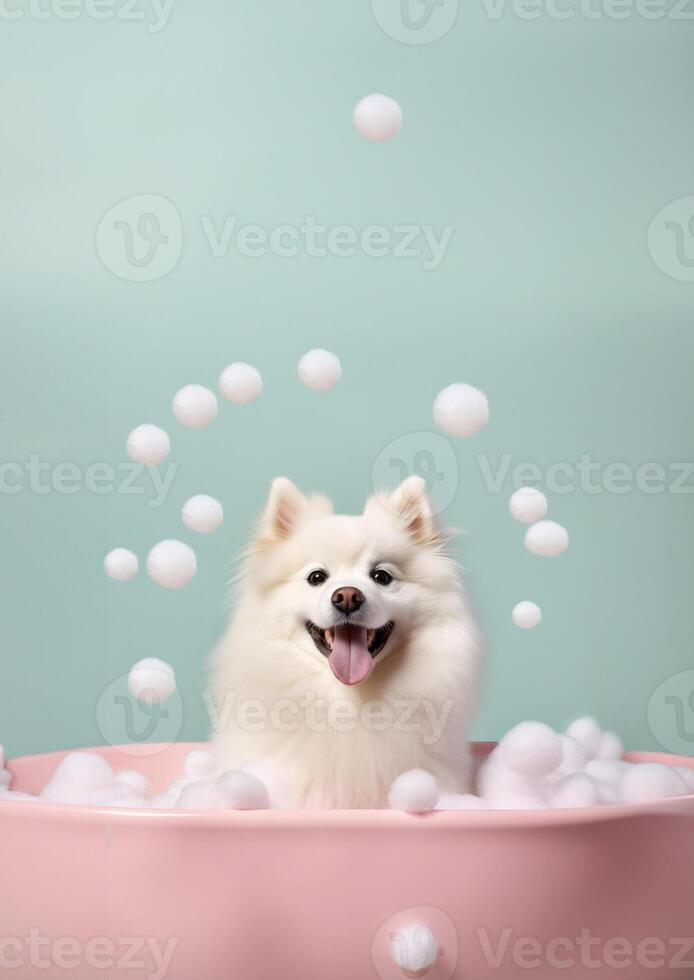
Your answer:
331;587;365;614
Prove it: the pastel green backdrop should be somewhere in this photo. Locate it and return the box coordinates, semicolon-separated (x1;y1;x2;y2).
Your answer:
1;0;693;758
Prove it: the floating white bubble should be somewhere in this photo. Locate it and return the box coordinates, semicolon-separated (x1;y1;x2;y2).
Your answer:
509;487;548;524
433;383;489;438
524;520;569;557
297;349;342;392
219;362;263;404
126;424;170;465
147;539;197;589
104;548;138;582
182;495;223;534
128;657;176;704
172;384;218;428
353;93;402;142
512;601;542;629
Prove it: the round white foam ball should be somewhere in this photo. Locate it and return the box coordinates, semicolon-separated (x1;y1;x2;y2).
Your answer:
150;776;189;811
492;790;548;810
433;383;489;438
497;722;562;777
126;424;170;465
128;657;176;704
594;778;620;805
297;349;342;392
353;93;402;143
184;750;215;779
556;735;588;777
176;780;228;810
216;770;271;810
585;759;632;785
388;769;439;813
509;487;548;524
172;384;218;428
115;770;149;797
566;718;603;761
146;539;197;589
390;924;438;973
219;362;262;404
550;774;600;809
40;752;113;803
512;601;542;630
619;763;687;804
96;784;148;809
596;731;624;761
182;495;223;534
437;792;489;810
104;548;138;582
479;757;550;810
674;766;694;793
524;520;569;557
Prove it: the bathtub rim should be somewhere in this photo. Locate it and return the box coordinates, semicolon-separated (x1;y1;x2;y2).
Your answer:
2;741;693;829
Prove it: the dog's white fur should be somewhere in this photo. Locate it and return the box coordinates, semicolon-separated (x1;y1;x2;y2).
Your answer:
210;476;481;808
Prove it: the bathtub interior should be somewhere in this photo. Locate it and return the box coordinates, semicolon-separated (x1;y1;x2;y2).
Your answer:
4;742;694;821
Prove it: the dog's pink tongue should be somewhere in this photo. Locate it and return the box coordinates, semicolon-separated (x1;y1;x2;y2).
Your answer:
328;625;372;685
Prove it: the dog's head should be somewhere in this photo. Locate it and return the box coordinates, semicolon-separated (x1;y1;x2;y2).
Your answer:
242;476;458;686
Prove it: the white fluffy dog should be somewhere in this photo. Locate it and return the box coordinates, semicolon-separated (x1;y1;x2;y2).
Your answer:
210;475;480;808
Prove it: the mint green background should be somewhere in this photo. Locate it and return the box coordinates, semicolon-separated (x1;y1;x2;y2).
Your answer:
1;1;693;758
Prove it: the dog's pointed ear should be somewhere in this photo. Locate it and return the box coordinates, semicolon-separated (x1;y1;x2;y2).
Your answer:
258;477;333;544
366;476;439;547
260;478;308;541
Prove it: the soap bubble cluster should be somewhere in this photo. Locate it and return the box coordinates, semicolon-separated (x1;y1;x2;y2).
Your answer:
0;747;271;811
108;352;342;588
507;484;568;627
387;717;694;813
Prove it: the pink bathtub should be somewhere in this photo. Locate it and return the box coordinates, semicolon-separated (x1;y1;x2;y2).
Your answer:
1;742;693;980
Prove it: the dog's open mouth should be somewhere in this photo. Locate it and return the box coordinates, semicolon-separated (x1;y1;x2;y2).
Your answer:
305;621;395;686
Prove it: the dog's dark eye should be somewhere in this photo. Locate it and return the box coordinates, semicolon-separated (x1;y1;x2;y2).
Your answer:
370;568;393;586
307;569;328;586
